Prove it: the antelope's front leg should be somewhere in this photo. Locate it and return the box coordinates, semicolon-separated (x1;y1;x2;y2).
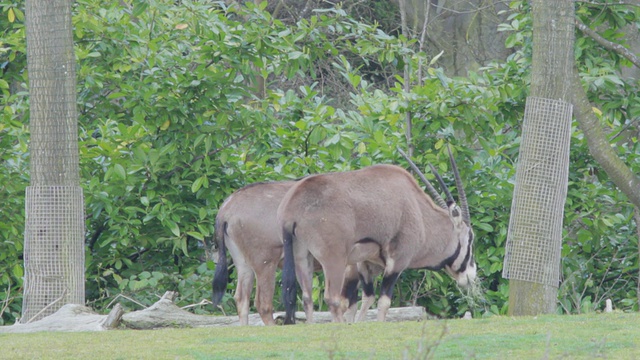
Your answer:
356;261;380;322
342;264;360;323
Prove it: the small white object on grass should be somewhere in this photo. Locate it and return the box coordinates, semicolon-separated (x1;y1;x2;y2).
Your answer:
605;299;613;313
462;311;472;320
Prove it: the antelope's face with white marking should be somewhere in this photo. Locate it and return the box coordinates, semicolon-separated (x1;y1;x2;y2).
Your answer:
444;211;476;288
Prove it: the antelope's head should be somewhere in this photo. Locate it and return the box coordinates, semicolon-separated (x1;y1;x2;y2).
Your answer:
399;145;477;288
443;201;476;288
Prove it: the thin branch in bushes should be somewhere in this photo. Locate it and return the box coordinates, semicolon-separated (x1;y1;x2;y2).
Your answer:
25;289;67;324
576;1;640;9
181;298;212;311
0;282;11;320
560;245;632;313
106;293;148;310
594;247;624;300
575;19;640;69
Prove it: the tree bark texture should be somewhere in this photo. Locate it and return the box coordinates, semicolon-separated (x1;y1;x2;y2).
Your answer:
26;0;79;186
529;1;575;100
505;0;575;316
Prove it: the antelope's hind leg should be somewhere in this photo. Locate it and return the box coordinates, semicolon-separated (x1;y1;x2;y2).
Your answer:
322;261;349;322
294;251;316;323
234;263;255;326
254;262;277;326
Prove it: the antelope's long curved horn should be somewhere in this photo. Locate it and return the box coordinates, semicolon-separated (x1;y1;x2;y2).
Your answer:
428;163;454;205
397;146;448;209
447;145;470;225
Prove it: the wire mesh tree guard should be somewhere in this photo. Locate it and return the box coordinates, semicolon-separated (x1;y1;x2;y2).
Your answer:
503;96;573;288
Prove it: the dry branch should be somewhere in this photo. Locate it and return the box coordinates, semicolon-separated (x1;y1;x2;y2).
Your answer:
102;303;124;329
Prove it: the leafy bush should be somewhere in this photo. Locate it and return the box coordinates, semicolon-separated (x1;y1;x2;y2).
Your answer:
0;1;28;325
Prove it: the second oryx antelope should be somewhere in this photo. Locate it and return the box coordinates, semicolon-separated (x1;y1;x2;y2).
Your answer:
279;148;477;324
211;181;310;326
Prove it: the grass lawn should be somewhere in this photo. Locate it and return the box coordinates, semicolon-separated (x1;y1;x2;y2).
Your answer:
1;312;638;359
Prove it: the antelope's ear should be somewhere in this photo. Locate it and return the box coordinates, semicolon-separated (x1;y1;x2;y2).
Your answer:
448;203;463;225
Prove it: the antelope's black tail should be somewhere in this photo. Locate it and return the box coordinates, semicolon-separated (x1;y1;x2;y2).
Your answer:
281;222;297;325
211;218;228;308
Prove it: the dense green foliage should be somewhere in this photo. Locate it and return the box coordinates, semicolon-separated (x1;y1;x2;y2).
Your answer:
0;0;638;325
0;0;28;324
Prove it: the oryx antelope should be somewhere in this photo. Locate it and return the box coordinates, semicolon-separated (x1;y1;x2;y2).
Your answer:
279;148;476;324
210;181;369;325
211;181;307;325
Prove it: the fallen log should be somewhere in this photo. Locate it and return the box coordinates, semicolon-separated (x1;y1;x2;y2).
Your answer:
123;302;427;329
121;297;237;329
273;306;427;324
0;291;428;333
0;304;109;333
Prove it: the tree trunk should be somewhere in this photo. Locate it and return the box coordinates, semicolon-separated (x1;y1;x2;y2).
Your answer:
503;0;575;316
570;69;640;209
394;0;511;76
251;0;266;99
22;0;85;323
